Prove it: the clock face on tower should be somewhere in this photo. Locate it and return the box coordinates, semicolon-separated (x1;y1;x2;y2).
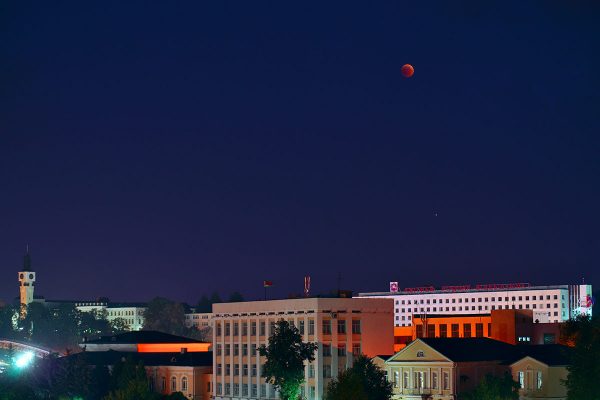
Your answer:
29;273;34;279
20;273;24;279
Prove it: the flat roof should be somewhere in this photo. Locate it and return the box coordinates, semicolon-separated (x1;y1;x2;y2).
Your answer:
359;284;569;297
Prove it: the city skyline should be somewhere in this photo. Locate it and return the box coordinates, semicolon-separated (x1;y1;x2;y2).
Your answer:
2;2;599;302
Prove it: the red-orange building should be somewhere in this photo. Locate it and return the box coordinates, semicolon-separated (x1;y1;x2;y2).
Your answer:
393;309;560;352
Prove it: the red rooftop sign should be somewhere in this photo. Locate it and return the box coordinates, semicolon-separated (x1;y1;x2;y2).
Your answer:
401;283;531;293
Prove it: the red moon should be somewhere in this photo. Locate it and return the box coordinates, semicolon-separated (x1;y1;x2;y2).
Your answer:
401;64;414;78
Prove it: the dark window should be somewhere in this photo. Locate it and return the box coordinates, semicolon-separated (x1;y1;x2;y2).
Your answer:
416;325;424;338
439;324;448;338
427;324;435;338
475;323;484;337
463;324;471;338
451;324;459;338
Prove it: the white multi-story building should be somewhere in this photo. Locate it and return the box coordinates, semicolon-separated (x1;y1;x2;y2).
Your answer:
105;303;147;331
212;297;393;400
185;312;213;330
358;283;593;327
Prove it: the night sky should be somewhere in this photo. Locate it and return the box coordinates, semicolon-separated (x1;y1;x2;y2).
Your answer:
1;2;599;304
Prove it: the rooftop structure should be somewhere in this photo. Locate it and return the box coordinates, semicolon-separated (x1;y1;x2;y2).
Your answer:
358;282;593;326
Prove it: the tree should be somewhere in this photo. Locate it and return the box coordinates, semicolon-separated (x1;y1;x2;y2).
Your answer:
161;392;187;400
562;315;600;400
228;291;244;302
462;372;519;400
259;319;317;400
325;369;368;400
325;355;392;400
80;309;113;338
195;295;212;313
104;356;158;400
111;318;130;335
142;297;187;336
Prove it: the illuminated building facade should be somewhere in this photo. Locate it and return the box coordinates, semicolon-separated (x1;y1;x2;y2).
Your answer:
212;297;394;400
358;283;593;327
392;309;547;351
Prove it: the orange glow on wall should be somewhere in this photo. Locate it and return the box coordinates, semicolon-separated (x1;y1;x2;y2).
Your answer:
137;343;211;353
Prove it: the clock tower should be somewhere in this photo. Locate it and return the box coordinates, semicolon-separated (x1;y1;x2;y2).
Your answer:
18;248;36;312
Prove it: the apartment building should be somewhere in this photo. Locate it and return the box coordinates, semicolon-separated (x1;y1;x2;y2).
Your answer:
212;297;393;400
359;283;593;326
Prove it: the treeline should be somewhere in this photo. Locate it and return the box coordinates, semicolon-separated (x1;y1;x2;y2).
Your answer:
0;354;186;400
0;302;129;352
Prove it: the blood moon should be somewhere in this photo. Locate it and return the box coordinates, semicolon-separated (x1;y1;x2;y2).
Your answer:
401;64;414;78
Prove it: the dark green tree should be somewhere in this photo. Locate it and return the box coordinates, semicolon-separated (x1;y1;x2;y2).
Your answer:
161;392;187;400
325;355;392;400
325;369;368;400
462;372;519;400
195;295;212;313
259;319;317;400
562;315;600;400
142;297;187;336
80;309;113;338
105;356;158;400
110;317;130;335
228;291;244;302
209;292;222;306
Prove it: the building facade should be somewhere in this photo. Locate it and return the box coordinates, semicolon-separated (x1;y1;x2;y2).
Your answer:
510;346;571;400
186;312;213;330
212;297;394;400
385;338;515;400
359;283;593;326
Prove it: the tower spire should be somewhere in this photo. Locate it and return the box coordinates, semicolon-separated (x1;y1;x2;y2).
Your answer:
23;245;32;271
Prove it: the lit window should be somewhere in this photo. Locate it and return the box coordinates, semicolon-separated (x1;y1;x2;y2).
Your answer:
519;371;524;388
181;376;188;392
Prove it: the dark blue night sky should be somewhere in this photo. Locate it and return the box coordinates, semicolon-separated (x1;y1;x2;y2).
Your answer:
1;2;599;303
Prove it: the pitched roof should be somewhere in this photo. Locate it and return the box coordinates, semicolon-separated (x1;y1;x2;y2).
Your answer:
65;350;212;367
85;330;202;345
417;338;517;362
374;354;393;361
509;344;572;366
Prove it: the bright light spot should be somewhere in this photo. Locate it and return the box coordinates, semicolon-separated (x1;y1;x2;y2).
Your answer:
15;351;34;368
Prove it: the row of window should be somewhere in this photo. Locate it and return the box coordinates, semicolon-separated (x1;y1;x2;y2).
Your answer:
151;376;188;393
518;370;543;390
395;293;562;305
216;319;361;337
108;310;139;317
392;370;450;390
414;323;487;338
216;346;361;377
216;383;318;399
397;303;563;315
217;342;361;357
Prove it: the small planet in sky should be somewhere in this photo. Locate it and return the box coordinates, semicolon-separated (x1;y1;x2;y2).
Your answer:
401;64;414;78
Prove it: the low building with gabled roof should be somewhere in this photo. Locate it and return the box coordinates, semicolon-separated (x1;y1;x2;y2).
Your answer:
385;338;517;399
509;344;571;400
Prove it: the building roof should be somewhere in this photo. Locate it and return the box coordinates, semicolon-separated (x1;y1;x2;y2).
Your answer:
65;350;212;367
84;331;202;345
374;354;392;361
509;344;573;366
107;302;147;308
417;338;517;362
359;284;569;297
